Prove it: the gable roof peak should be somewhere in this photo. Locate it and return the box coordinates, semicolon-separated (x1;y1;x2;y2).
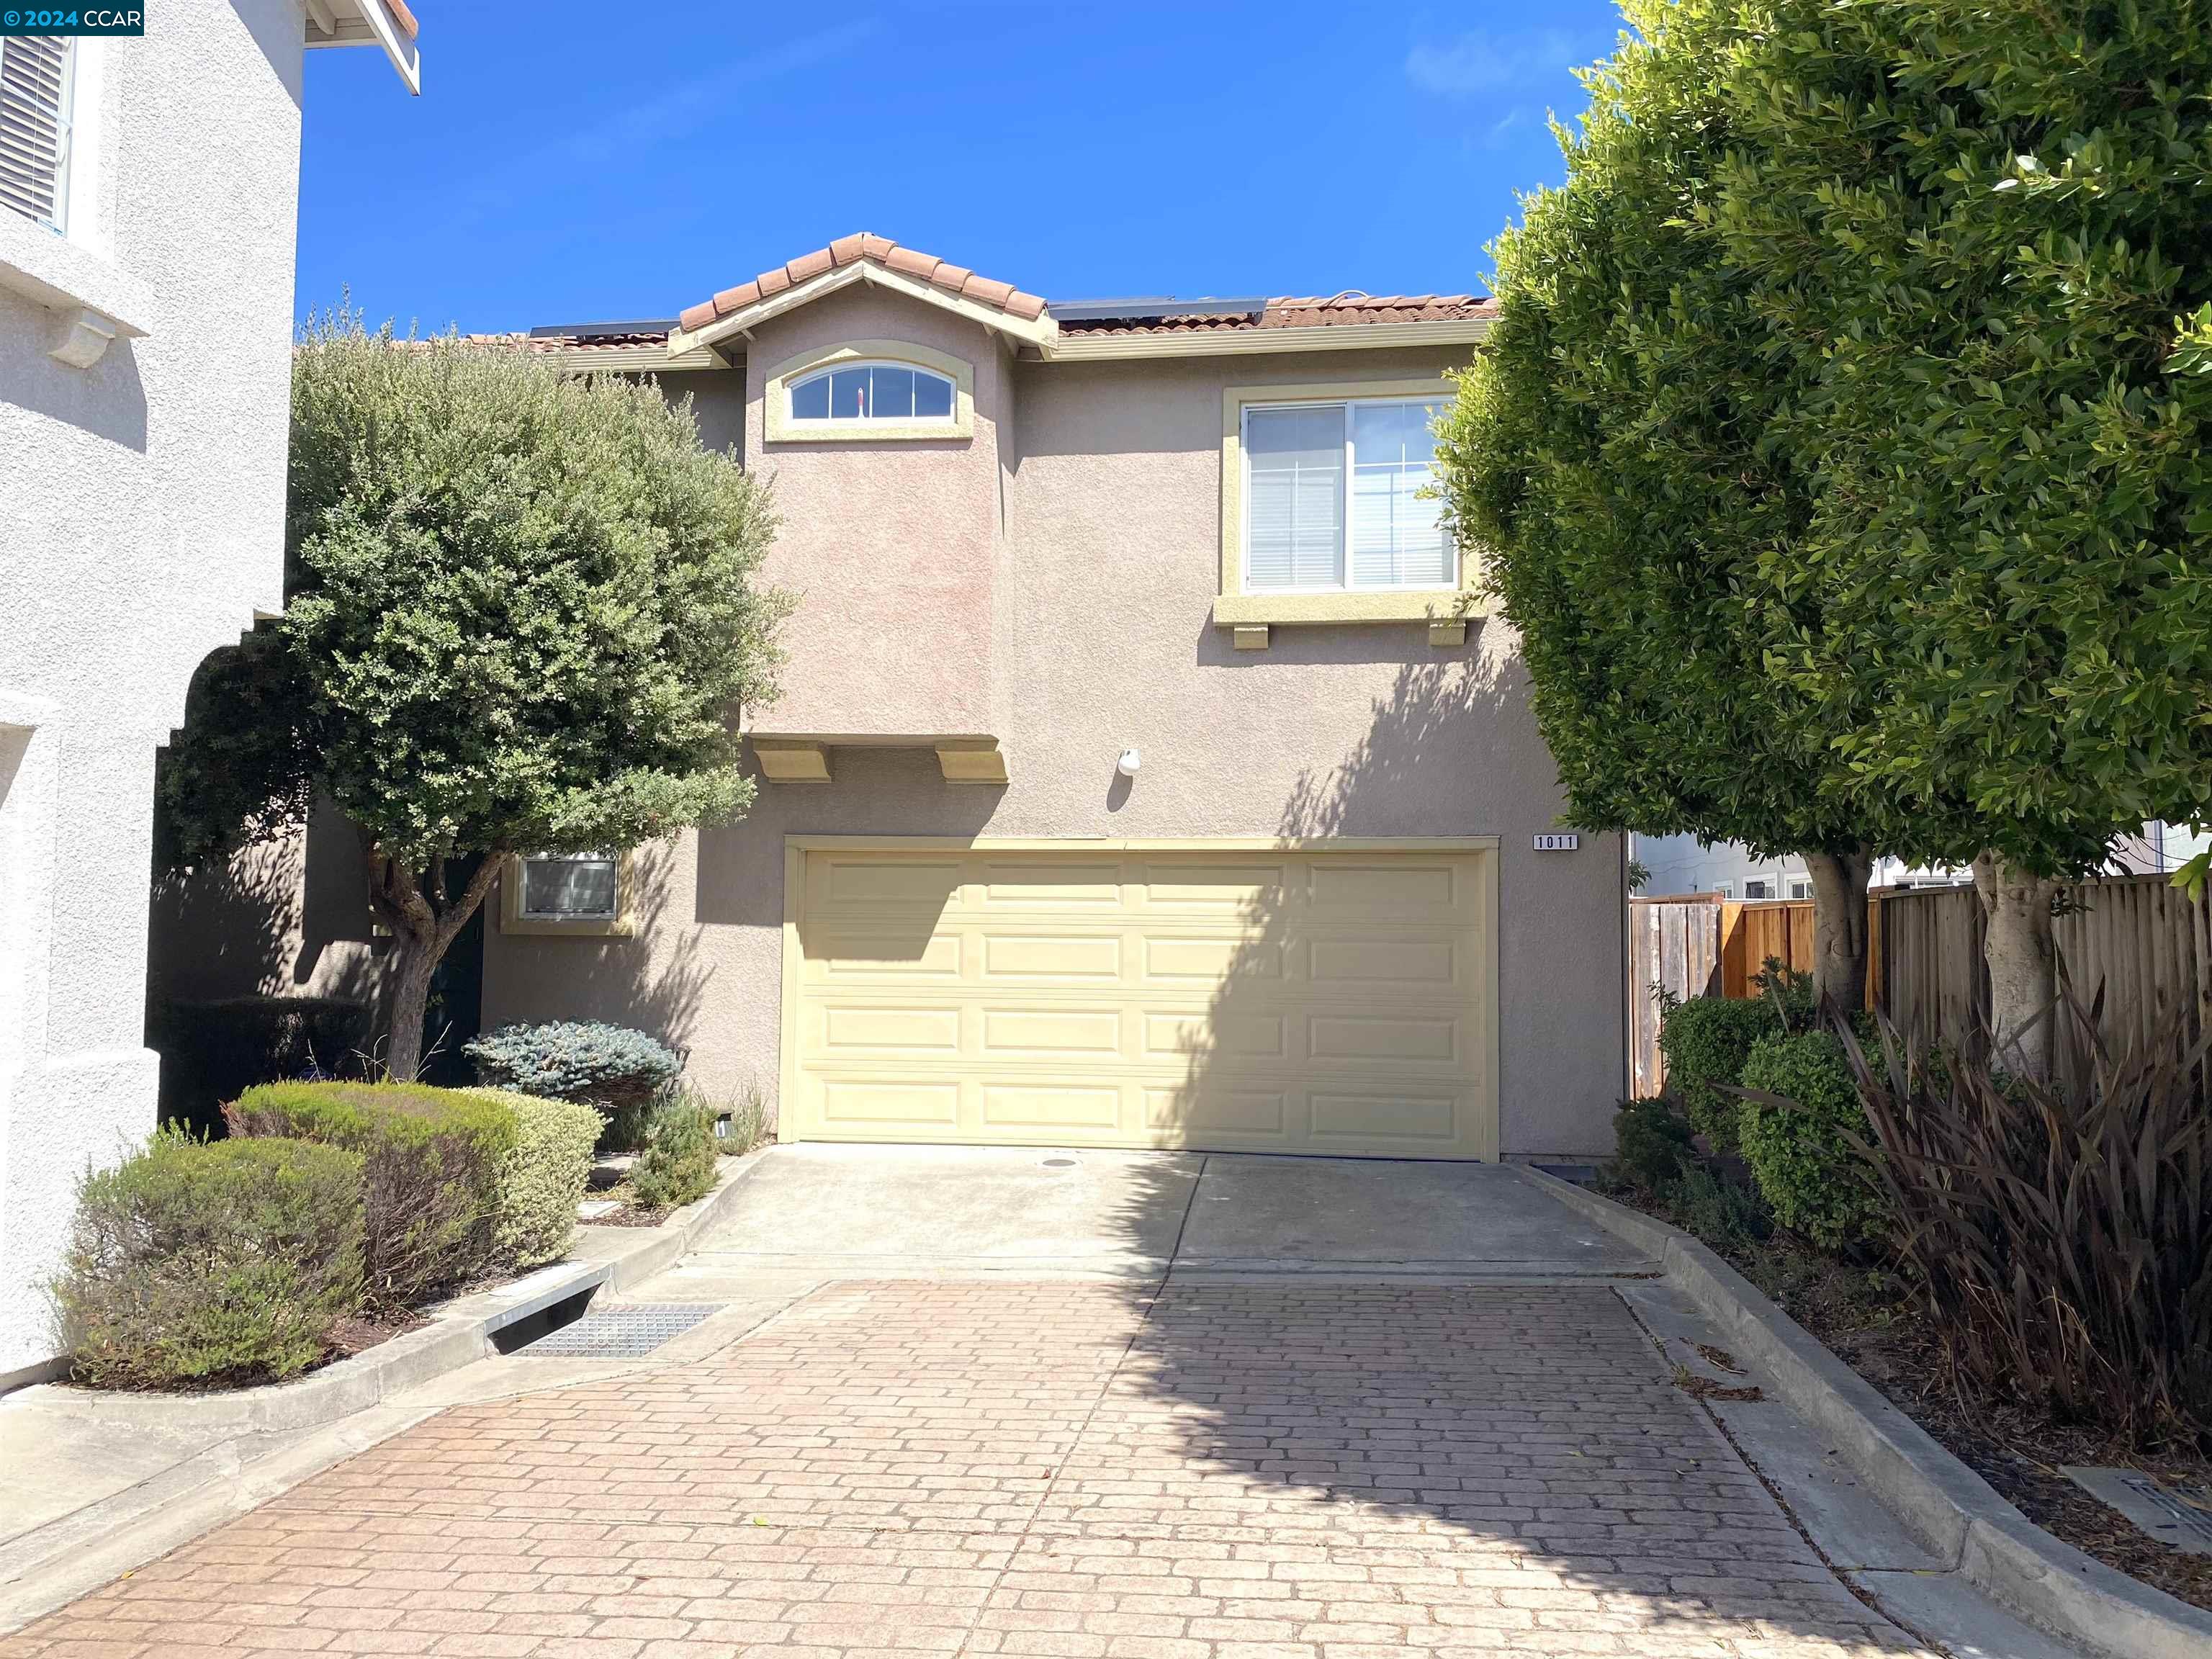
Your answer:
676;233;1050;341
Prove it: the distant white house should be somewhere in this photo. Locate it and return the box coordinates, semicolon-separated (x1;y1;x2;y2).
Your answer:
1632;822;2211;900
0;3;418;1388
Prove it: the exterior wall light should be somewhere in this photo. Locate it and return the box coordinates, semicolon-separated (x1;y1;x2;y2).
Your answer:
1117;748;1142;777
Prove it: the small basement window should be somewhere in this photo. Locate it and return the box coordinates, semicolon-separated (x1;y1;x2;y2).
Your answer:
788;360;956;426
503;853;632;935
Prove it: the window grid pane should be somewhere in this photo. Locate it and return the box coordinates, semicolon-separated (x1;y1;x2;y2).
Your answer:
788;361;957;424
1349;401;1450;588
1245;405;1346;591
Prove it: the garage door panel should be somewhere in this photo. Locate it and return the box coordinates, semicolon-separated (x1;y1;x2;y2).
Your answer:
819;1079;962;1128
979;1007;1123;1058
982;932;1122;980
1143;934;1281;982
1307;860;1460;917
819;1004;963;1054
1310;1089;1464;1143
1308;935;1462;989
1308;1013;1460;1063
789;845;1496;1159
981;1082;1123;1130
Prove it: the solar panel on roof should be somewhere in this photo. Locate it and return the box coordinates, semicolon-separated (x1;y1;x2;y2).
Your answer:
1047;297;1267;324
527;320;680;341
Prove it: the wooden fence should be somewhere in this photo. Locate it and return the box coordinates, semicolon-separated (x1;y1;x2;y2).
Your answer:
1628;875;2212;1097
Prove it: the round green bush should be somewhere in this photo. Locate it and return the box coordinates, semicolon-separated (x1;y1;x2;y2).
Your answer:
55;1130;365;1390
465;1022;682;1148
1658;996;1784;1151
1736;1030;1889;1251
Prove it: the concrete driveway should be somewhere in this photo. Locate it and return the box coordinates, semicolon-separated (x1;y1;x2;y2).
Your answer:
1;1149;1971;1658
652;1145;1655;1288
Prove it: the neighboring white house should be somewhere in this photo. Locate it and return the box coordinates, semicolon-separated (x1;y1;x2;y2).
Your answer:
1632;823;2211;901
0;3;418;1387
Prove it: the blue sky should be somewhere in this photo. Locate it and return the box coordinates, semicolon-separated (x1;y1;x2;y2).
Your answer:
297;3;1624;335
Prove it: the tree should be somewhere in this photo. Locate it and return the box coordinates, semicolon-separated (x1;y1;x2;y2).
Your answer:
1447;1;2206;1073
1436;4;1929;1011
162;315;784;1079
1706;0;2212;1076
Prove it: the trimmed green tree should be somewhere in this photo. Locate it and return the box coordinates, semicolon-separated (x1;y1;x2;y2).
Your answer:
1435;5;1926;1011
161;315;784;1079
1707;0;2212;1076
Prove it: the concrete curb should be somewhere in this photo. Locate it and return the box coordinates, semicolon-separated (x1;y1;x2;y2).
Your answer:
1521;1166;2212;1659
7;1147;775;1436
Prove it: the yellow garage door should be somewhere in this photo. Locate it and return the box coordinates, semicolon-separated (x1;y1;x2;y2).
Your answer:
781;841;1498;1159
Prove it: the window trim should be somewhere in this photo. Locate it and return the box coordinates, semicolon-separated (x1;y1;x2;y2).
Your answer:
763;338;975;444
1215;377;1482;634
500;850;636;938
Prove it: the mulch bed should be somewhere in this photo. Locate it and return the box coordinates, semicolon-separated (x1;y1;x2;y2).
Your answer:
1622;1187;2212;1614
320;1306;431;1364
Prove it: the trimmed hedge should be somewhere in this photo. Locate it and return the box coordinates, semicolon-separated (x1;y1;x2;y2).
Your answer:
1658;996;1781;1151
475;1089;601;1269
55;1130;364;1390
631;1094;719;1210
227;1082;516;1308
1736;1030;1888;1251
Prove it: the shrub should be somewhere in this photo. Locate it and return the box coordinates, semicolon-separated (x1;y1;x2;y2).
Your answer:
465;1022;682;1149
1609;1097;1695;1196
1735;1030;1887;1251
228;1081;516;1308
149;995;372;1138
1672;1162;1773;1246
631;1094;718;1210
713;1082;771;1157
1848;1000;2212;1442
55;1130;364;1390
1659;996;1780;1151
475;1090;602;1269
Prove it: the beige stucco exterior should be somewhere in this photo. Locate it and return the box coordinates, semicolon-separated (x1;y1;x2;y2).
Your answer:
479;282;1628;1161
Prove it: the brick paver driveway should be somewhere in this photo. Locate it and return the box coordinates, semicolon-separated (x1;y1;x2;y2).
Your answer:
3;1280;1928;1658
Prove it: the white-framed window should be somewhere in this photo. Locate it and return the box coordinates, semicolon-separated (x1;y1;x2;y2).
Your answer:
1243;397;1451;593
1786;875;1813;900
518;853;619;922
1744;878;1775;901
0;35;76;233
1710;880;1737;899
787;359;956;427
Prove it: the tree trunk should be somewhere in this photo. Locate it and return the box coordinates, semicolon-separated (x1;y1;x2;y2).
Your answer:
360;845;507;1083
383;927;441;1082
1973;851;2057;1083
1803;848;1874;1015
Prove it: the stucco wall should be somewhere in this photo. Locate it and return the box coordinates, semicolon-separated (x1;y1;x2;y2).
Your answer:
0;2;310;1381
483;285;1627;1161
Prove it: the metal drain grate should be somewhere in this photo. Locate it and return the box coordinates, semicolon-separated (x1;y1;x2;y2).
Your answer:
2064;1467;2212;1555
515;1303;722;1359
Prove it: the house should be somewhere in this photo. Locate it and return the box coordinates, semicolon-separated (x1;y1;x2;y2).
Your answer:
0;2;418;1387
462;235;1629;1166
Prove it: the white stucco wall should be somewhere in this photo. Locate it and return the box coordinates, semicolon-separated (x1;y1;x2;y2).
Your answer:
0;2;311;1384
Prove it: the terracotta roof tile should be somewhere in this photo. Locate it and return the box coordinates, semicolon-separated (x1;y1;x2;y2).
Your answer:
1053;293;1497;336
680;235;1049;334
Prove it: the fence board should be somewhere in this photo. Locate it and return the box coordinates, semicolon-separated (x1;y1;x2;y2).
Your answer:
1629;874;2211;1094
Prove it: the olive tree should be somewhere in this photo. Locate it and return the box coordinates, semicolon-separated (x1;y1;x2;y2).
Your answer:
162;315;784;1079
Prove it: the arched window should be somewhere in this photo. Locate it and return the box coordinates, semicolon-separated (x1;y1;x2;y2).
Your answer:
788;359;956;425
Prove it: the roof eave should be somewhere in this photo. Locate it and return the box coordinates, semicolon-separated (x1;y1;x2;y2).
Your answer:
305;0;421;93
546;342;728;374
667;261;1058;361
1035;316;1493;362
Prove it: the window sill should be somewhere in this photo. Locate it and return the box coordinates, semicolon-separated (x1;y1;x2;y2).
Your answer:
1212;589;1486;627
499;914;637;938
763;423;973;445
0;212;150;368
